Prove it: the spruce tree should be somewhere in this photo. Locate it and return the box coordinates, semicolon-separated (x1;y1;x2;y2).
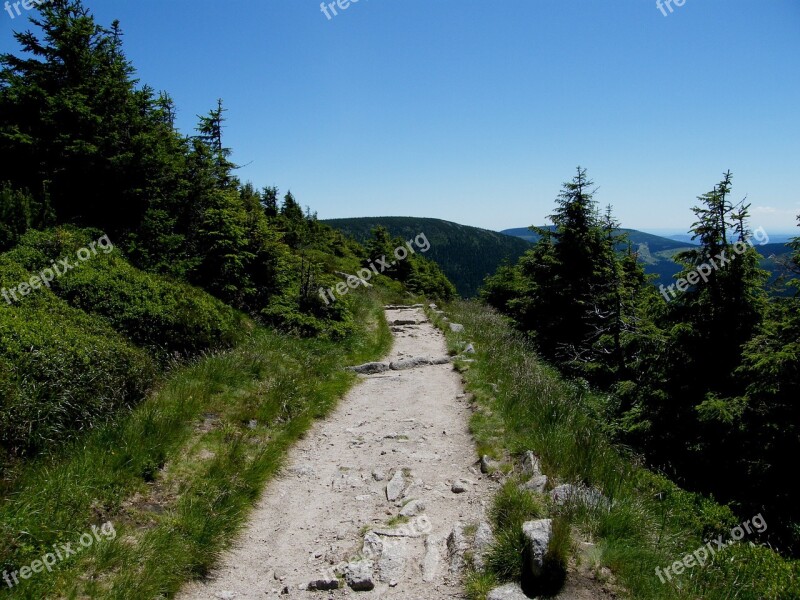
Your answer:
0;0;184;235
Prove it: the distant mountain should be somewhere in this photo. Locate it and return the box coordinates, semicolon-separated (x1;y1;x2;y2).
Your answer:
502;227;691;253
665;234;700;245
324;218;795;298
322;217;531;297
502;227;795;290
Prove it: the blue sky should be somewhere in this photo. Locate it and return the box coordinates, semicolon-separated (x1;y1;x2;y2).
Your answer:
2;0;799;233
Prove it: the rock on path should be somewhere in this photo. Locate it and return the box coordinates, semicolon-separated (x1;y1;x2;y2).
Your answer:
177;307;498;599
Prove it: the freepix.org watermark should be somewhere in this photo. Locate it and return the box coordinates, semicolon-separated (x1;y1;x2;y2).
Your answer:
4;0;50;20
320;0;362;21
659;227;769;302
655;514;767;584
319;232;431;305
1;234;113;305
656;0;686;17
3;521;116;589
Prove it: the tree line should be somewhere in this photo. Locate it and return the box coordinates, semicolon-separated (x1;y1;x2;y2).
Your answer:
0;0;453;339
483;167;800;555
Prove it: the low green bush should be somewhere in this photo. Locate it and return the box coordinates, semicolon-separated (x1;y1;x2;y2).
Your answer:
4;227;247;362
0;256;155;460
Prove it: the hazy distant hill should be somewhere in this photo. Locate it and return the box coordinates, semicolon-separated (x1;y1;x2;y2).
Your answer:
503;227;795;290
324;218;794;297
323;217;531;297
502;226;691;252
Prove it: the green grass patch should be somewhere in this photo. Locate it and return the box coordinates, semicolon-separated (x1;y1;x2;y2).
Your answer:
0;290;391;599
438;300;800;600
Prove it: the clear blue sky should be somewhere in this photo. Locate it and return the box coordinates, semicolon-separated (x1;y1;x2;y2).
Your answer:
2;0;799;233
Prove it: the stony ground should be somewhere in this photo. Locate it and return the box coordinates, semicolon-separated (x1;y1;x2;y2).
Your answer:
178;306;500;599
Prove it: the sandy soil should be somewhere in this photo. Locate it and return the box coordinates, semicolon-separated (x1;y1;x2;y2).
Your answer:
177;307;499;599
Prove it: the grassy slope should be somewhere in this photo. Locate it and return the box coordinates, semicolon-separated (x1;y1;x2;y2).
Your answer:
0;291;391;599
432;300;799;600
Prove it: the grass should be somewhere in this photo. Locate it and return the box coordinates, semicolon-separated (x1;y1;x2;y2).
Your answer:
0;290;392;599
432;300;800;600
385;515;410;529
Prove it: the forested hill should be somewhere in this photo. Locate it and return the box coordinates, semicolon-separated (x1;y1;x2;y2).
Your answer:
503;226;795;290
502;226;691;252
323;217;531;297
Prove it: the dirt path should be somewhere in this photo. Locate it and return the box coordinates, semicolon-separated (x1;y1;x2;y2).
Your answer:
178;307;498;599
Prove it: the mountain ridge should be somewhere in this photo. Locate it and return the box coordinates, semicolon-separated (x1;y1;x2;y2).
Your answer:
324;217;795;295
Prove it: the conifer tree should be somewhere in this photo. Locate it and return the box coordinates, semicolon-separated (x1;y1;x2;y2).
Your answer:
0;0;184;235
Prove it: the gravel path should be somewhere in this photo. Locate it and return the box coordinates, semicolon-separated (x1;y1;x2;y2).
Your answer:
177;306;498;599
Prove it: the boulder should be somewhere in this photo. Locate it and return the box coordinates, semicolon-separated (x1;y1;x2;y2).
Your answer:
307;577;340;591
389;357;431;370
344;560;375;591
473;522;495;570
362;531;383;560
399;499;426;517
550;483;608;509
520;474;548;494
377;539;407;583
421;535;441;582
451;480;468;494
480;455;499;474
446;522;470;574
522;519;552;579
522;451;542;477
449;323;465;333
386;470;406;501
487;583;529;600
392;319;417;326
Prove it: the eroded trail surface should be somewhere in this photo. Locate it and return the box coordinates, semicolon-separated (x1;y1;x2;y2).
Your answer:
179;307;497;599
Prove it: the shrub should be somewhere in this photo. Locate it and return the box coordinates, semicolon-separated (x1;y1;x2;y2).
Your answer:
0;256;155;459
4;227;247;362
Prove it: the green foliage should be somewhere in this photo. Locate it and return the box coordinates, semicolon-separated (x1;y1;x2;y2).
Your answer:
363;226;456;301
439;300;800;599
484;168;652;386
5;227;246;362
0;292;391;598
0;183;52;252
326;217;532;297
0;1;186;236
0;256;155;460
482;167;800;553
490;479;547;532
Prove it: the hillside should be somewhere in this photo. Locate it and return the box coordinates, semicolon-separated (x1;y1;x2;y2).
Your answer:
324;217;532;297
503;226;794;289
501;226;691;254
326;219;794;295
2;3;798;599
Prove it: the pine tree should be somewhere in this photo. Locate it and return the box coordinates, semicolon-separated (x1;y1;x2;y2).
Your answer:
262;186;279;218
0;0;185;235
196;99;238;189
